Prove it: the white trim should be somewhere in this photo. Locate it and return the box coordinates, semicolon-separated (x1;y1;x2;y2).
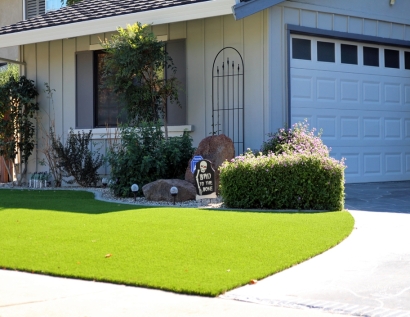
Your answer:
89;44;103;50
72;125;194;139
0;0;234;49
156;35;168;42
282;1;410;26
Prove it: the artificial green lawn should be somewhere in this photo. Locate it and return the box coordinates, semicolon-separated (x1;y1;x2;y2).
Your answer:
0;189;354;296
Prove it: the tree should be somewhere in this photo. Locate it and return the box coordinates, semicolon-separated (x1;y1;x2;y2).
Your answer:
100;23;180;138
0;76;39;185
0;64;19;86
61;0;82;5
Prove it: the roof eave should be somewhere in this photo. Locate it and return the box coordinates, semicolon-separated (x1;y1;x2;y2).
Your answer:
0;0;234;49
232;0;286;20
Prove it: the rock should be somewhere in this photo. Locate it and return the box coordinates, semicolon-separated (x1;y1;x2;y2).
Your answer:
185;134;235;194
142;179;196;202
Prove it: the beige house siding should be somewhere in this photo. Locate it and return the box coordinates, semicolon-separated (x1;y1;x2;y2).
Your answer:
186;12;269;150
22;13;269;175
0;0;22;62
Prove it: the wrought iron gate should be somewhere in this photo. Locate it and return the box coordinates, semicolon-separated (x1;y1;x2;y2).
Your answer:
212;47;244;155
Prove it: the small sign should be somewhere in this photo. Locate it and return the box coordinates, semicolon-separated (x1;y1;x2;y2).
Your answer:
191;155;204;174
194;159;217;200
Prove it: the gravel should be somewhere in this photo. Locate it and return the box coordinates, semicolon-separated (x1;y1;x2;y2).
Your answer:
0;182;225;209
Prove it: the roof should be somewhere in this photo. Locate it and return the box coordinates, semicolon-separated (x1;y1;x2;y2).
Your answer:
0;0;210;36
0;0;234;49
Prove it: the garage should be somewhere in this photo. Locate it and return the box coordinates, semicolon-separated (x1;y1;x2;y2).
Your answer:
290;34;410;183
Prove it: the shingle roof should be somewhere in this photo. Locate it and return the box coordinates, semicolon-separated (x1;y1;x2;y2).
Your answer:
0;0;210;36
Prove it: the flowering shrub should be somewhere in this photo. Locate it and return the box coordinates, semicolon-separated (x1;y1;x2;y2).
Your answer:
219;150;345;210
261;121;330;157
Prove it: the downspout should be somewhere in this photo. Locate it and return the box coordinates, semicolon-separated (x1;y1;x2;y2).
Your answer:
23;0;27;20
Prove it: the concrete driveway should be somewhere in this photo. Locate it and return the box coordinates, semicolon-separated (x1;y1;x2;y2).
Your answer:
223;181;410;316
1;182;409;317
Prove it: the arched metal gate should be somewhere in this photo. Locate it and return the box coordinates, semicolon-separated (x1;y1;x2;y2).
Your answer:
212;47;244;155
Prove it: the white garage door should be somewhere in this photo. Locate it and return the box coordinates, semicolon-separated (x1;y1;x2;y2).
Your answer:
290;35;410;183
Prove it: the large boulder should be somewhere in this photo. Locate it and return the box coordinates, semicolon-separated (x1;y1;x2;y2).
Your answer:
185;134;235;194
142;179;196;202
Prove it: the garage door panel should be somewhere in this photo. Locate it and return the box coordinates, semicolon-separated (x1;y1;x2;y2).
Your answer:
363;118;382;139
340;80;360;102
384;119;402;139
385;153;402;174
292;69;408;112
384;83;401;104
404;85;410;104
363;153;382;175
291;75;313;100
292;64;408;78
406;154;410;172
317;116;337;139
340;117;360;139
291;36;410;183
405;120;410;138
363;82;381;104
341;153;360;176
317;78;336;101
292;110;406;144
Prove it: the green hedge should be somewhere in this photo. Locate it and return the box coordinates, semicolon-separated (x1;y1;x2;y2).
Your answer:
219;152;345;210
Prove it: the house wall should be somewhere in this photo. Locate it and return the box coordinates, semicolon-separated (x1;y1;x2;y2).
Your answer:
22;12;269;176
0;0;22;61
268;0;410;131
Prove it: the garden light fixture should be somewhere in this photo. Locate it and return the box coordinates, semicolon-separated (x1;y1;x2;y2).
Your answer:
170;186;178;205
131;184;139;201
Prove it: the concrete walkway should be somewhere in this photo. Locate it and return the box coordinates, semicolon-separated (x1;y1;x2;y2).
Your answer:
223;181;410;317
1;182;410;316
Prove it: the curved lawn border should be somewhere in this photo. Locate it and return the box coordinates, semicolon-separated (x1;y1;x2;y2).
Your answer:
0;189;354;296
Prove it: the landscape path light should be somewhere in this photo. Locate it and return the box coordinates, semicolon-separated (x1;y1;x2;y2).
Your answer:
170;186;178;205
131;184;139;201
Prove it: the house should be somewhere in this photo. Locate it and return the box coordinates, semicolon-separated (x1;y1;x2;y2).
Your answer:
0;0;409;184
0;0;64;182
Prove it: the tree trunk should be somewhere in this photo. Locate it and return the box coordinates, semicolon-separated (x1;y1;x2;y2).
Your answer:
1;156;13;186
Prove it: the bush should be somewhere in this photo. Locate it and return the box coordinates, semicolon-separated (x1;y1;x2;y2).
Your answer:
219;150;345;210
261;121;329;157
0;64;19;86
52;129;104;187
107;121;195;197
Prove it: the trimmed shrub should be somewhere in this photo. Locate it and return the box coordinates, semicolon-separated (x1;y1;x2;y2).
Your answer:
219;151;345;210
107;121;195;197
261;121;330;157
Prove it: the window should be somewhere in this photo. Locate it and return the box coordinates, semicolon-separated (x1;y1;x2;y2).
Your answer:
363;46;379;67
75;40;187;129
94;51;126;127
292;38;311;60
46;0;64;12
341;44;358;65
405;52;410;70
26;0;46;18
317;41;335;63
384;49;399;69
26;0;64;18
